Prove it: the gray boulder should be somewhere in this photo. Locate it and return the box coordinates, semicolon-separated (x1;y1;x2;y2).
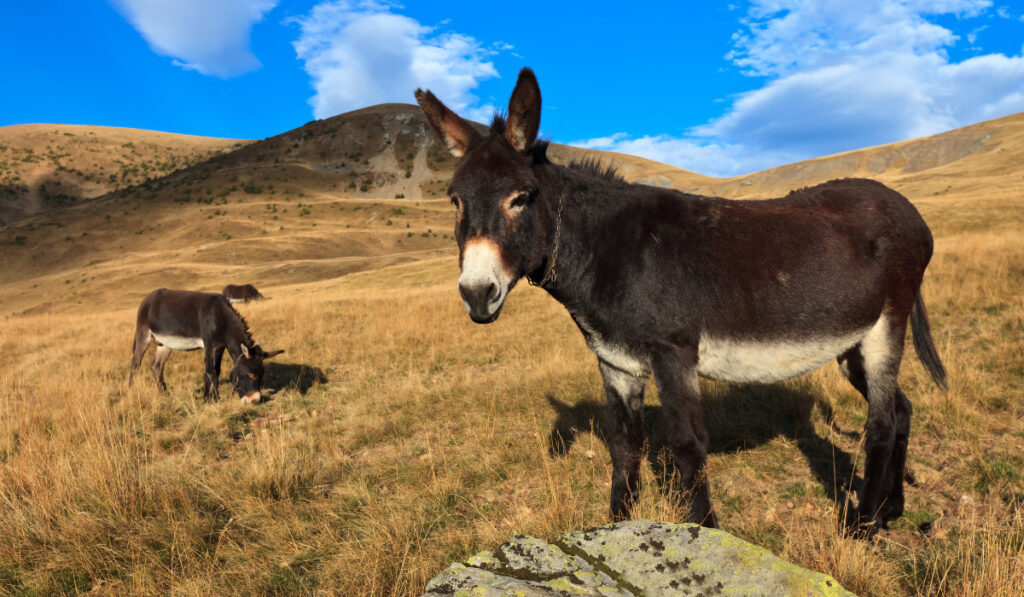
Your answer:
423;520;855;596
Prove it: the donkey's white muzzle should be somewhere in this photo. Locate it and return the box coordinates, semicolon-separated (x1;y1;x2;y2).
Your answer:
458;240;511;323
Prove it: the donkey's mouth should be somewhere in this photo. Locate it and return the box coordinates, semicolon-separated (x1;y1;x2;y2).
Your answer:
468;302;504;324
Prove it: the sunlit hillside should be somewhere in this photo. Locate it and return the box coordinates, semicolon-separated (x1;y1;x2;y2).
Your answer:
0;108;1022;595
0;124;246;225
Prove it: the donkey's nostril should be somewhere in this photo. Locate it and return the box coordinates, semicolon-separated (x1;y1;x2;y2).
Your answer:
457;279;504;322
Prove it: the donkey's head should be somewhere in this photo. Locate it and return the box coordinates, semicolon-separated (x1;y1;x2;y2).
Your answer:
416;68;548;323
230;344;284;404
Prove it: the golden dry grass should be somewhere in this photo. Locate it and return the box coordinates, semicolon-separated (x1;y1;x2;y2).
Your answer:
1;114;1023;595
1;213;1022;596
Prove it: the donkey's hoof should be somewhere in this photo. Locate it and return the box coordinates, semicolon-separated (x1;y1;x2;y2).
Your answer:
878;498;905;525
848;515;883;539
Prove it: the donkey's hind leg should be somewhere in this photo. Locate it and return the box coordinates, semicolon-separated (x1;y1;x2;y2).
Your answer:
599;360;647;521
838;313;910;532
128;327;152;385
150;345;172;393
879;388;912;522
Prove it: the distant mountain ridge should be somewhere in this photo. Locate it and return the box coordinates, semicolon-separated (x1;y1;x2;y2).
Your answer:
695;113;1024;200
2;106;1023;228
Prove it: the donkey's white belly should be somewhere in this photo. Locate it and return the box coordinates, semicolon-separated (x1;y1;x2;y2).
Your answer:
577;312;887;385
153;333;204;351
697;329;871;383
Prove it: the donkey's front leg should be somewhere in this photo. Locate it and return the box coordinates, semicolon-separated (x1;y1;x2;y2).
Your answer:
202;346;220;400
651;345;718;527
151;345;172;393
599;360;648;521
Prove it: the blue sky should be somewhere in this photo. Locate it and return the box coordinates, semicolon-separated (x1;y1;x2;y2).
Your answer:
2;1;1023;176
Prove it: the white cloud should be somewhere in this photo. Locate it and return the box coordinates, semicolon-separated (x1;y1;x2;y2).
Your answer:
573;0;1024;177
727;0;991;77
966;25;988;46
111;0;278;77
573;133;799;179
292;1;501;119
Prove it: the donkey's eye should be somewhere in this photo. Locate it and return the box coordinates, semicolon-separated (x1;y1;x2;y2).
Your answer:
509;193;531;209
450;194;461;208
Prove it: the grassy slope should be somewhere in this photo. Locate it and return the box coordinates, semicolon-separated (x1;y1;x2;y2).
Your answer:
0;124;246;224
0;111;1023;595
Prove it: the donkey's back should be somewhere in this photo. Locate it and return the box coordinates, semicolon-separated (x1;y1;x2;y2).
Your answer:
592;178;932;337
135;288;229;346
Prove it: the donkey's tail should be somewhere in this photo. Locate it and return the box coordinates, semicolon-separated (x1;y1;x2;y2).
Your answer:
910;291;948;391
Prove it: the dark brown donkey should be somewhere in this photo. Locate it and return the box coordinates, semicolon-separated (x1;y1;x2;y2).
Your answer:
222;283;264;303
416;68;947;535
129;289;283;403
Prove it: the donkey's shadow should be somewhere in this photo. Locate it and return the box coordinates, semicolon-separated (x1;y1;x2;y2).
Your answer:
547;382;861;510
261;362;329;396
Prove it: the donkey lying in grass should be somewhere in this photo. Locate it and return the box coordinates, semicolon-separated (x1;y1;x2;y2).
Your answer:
416;68;947;534
129;289;283;404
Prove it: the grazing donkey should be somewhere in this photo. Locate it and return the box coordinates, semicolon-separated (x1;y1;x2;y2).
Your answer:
222;283;264;303
129;289;283;404
416;68;947;534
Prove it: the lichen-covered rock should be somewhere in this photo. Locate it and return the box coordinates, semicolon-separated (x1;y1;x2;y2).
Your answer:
423;520;855;596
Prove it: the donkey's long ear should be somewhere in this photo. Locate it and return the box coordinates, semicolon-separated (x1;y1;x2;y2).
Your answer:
505;68;541;152
415;88;478;158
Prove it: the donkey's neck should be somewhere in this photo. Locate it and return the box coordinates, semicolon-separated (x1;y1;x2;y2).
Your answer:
218;300;255;360
530;164;616;310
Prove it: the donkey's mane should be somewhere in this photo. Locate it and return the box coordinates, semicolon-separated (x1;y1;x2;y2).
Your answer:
489;113;625;184
223;299;255;347
566;157;626;184
489;113;507;134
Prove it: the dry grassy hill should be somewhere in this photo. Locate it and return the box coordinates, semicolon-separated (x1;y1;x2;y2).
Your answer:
0;104;713;317
0;124;246;225
0;105;469;316
0;108;1022;596
5;106;1021;318
704;113;1024;199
